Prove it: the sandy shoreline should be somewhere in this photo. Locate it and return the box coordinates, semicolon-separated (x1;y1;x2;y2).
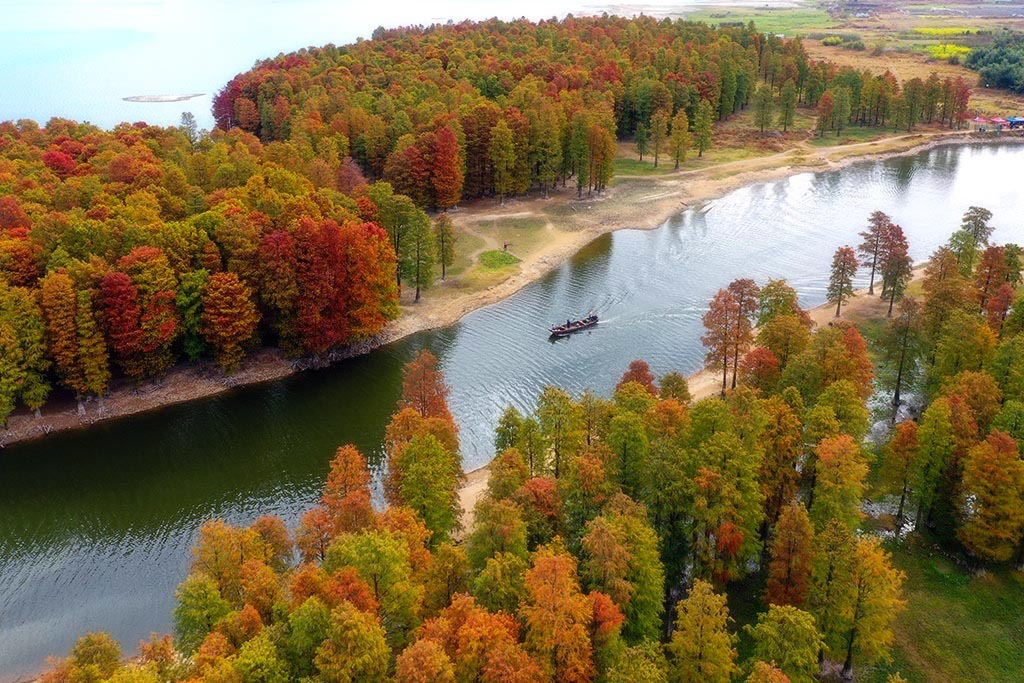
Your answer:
1;130;1011;449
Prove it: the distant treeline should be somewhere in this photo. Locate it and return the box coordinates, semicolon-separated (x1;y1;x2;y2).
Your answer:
214;16;971;205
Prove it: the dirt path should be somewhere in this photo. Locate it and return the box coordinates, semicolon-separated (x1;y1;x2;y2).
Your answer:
460;221;503;260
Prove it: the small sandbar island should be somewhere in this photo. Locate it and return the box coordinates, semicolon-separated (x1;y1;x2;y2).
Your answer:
122;93;205;103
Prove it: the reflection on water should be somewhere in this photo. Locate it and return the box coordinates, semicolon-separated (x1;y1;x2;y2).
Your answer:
1;142;1023;679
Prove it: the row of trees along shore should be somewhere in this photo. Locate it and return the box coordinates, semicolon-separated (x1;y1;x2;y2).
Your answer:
703;203;1024;564
1;16;972;427
0;119;463;427
41;204;1024;681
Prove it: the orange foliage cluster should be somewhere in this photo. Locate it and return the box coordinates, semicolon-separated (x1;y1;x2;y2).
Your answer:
0;118;401;424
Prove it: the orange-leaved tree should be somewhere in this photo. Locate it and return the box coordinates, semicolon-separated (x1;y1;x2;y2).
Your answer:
201;271;259;371
765;502;814;608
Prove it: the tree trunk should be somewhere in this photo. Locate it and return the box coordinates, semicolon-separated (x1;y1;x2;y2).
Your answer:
868;251;878;295
842;590;864;681
440;237;446;280
414;242;421;302
807;463;817;510
394;234;402;288
841;626;857;680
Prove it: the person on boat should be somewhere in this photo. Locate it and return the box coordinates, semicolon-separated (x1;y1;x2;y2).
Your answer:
567;319;571;327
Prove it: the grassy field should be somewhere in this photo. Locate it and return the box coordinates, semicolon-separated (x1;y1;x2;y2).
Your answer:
722;504;1024;682
478;249;520;269
698;474;1024;683
445;232;485;277
685;6;835;36
612;107;818;182
490;217;549;255
613;157;677;176
809;125;895;147
866;537;1024;682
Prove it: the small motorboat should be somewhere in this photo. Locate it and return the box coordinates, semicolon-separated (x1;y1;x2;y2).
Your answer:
549;313;598;337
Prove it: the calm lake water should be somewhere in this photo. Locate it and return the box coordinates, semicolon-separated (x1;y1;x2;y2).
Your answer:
0;0;727;130
1;141;1022;678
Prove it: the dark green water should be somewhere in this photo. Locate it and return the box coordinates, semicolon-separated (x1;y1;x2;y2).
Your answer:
2;142;1023;679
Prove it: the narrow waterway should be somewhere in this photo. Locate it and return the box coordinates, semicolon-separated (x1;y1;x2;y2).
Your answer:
1;142;1022;679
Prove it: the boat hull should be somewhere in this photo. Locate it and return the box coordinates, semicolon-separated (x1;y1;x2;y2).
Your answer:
549;316;598;337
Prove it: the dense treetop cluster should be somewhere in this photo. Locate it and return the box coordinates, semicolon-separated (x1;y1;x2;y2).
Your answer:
0;112;472;424
41;327;904;682
708;204;1024;568
967;30;1024;94
214;15;779;201
867;208;1024;565
213;15;970;202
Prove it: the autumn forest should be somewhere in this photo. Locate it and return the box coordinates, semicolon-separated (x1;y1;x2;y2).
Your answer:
41;201;1024;682
3;9;1024;683
0;16;975;426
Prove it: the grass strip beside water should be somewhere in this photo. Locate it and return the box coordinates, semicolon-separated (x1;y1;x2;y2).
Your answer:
479;250;521;269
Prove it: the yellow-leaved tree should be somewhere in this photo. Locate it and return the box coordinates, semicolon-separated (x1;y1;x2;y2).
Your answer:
667;579;738;683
